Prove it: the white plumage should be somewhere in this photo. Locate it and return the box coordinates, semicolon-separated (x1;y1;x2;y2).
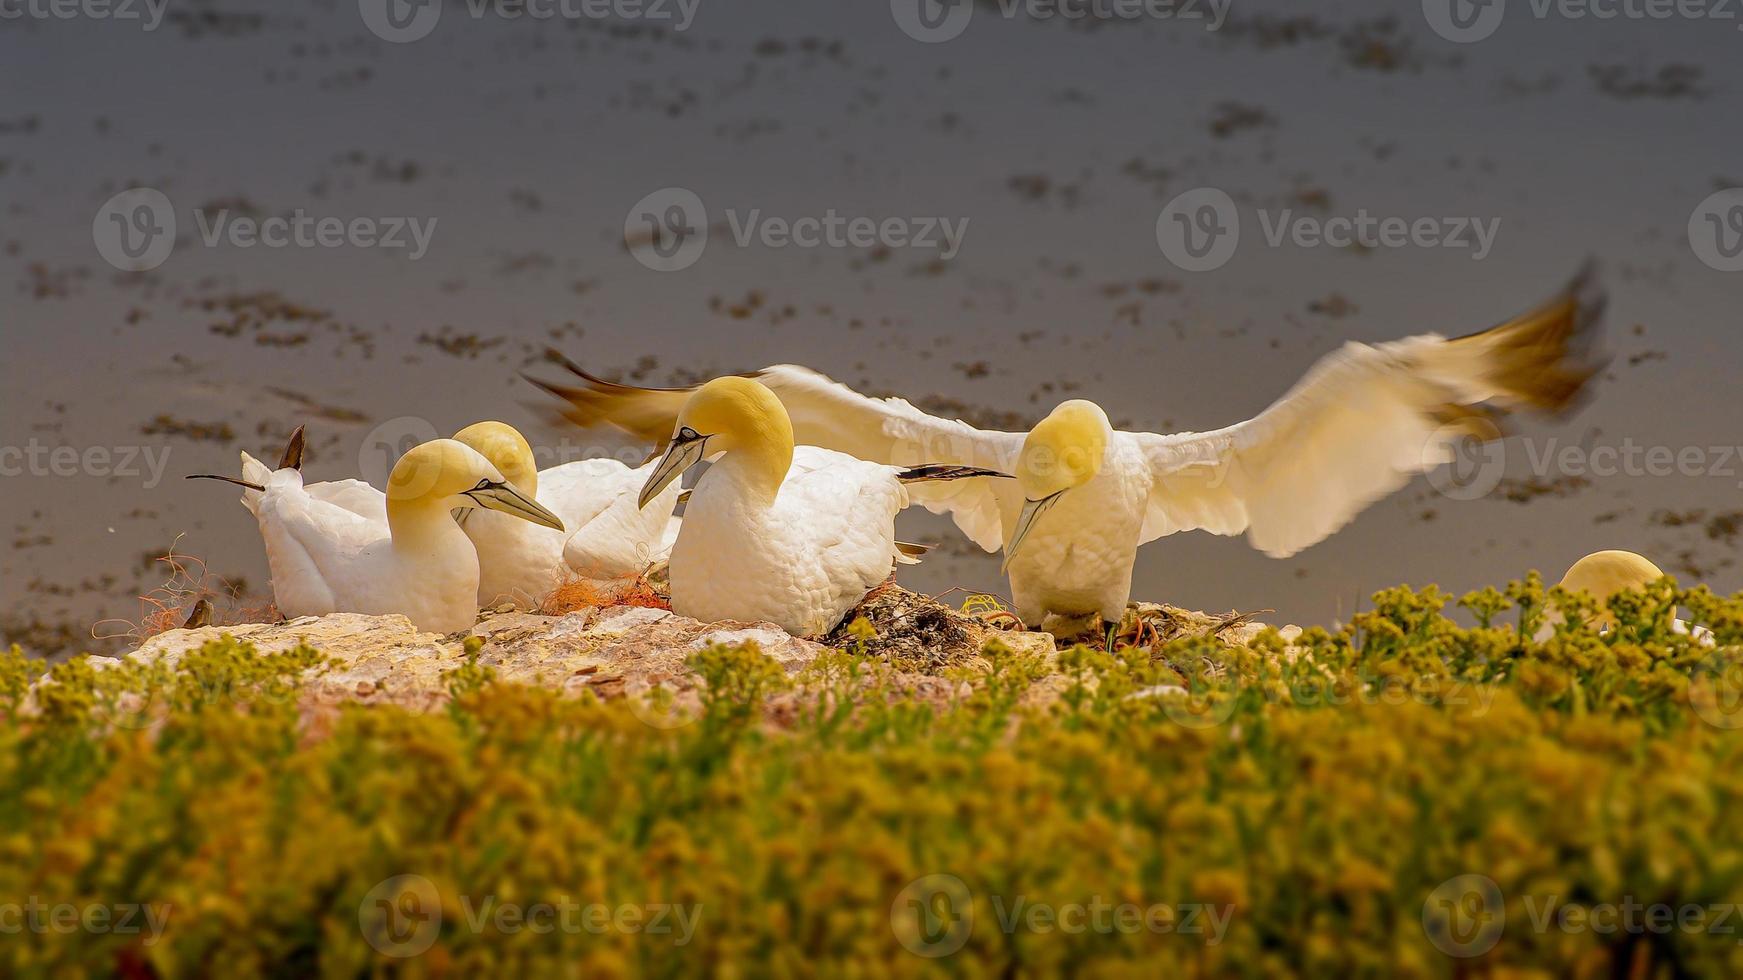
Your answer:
670;446;911;636
541;268;1603;626
226;439;564;634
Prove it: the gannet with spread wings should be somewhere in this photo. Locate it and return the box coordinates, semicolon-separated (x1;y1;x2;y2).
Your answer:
533;268;1605;629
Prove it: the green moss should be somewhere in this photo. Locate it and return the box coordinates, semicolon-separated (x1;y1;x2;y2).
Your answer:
1;582;1741;976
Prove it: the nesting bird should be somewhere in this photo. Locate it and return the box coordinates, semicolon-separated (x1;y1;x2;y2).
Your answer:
635;377;1006;636
448;421;680;605
537;267;1605;632
194;438;563;633
230;423;682;607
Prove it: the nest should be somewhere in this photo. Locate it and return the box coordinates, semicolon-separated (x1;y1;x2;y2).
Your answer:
824;582;990;671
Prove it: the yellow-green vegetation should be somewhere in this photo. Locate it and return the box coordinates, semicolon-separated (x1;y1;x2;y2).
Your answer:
3;577;1743;977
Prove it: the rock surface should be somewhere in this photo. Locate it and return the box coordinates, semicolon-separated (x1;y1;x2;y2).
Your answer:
58;588;1291;728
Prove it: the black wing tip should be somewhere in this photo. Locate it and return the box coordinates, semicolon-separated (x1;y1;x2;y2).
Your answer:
897;464;1012;483
277;424;306;471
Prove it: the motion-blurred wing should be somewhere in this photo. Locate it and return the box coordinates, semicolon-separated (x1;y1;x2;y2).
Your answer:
1133;264;1606;557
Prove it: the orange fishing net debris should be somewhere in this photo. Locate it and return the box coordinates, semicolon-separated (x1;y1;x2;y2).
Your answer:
93;539;276;645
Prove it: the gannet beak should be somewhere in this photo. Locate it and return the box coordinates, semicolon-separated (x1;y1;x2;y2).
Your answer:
1002;491;1063;575
640;432;708;509
465;481;565;532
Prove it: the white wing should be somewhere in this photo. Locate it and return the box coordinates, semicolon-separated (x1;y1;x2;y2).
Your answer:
306;479;388;524
536;360;1025;552
1133;272;1604;557
253;469;391;617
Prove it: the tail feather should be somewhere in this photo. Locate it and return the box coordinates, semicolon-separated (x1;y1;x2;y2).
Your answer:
893;540;932;565
896;464;1011;484
526;350;764;450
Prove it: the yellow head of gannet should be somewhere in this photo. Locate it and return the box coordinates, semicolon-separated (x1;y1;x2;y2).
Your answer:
452;421;539;495
1555;549;1665;629
639;377;794;507
1003;400;1110;572
386;439;564;537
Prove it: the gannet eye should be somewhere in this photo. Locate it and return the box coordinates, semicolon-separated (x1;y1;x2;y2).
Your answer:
472;479;493;491
677;426;701;441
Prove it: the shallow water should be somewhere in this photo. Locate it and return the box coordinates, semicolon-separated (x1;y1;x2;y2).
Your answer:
3;0;1740;653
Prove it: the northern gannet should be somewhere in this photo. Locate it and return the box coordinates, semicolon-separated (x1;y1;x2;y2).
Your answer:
193;438;564;633
635;377;1006;637
1543;550;1713;643
235;423;681;606
537;268;1604;630
449;421;681;604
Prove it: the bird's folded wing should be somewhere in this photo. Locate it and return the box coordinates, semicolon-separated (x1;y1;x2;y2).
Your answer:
1132;267;1604;558
306;479;388;524
539;458;639;532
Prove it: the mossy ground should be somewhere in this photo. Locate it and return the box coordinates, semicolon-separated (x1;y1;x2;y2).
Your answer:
3;576;1742;977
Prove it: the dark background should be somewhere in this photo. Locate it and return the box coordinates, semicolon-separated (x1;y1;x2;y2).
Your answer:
3;0;1739;655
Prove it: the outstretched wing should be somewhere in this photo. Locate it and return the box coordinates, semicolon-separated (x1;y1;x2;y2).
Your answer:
530;359;1025;552
1133;264;1606;557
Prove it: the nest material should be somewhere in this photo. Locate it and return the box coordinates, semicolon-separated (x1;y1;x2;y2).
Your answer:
823;582;989;671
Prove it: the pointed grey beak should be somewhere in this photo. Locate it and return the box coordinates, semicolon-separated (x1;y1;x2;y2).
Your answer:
1002;491;1064;574
640;434;708;509
465;482;565;532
